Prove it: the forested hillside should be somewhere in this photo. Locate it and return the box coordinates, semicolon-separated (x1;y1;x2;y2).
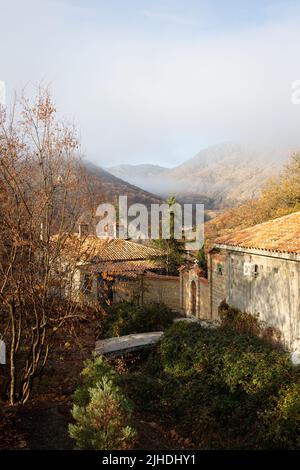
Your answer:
205;153;300;247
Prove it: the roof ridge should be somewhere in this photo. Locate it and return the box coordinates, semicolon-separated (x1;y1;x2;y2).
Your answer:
215;210;300;254
236;210;300;232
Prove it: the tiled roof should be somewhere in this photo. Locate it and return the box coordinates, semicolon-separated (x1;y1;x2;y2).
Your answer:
54;234;162;263
215;211;300;254
144;272;180;281
91;259;163;274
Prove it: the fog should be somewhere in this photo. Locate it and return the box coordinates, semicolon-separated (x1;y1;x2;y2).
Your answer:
1;0;300;167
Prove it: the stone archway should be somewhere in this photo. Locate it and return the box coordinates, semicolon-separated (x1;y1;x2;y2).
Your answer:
190;280;197;316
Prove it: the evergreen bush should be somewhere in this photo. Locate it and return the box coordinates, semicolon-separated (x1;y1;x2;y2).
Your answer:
69;355;136;450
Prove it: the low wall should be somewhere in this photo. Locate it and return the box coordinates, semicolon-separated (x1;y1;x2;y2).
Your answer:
181;270;210;319
199;278;210;319
142;273;181;311
209;252;227;319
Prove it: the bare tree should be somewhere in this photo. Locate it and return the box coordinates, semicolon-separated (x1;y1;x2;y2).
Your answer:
0;89;95;404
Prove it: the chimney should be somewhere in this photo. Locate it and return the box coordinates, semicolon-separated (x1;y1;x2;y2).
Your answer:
78;222;89;239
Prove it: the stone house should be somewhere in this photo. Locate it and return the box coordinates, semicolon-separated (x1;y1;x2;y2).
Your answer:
58;212;300;349
180;211;300;350
57;230;181;311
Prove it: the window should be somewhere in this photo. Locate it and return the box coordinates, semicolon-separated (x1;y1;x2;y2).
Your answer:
217;262;223;275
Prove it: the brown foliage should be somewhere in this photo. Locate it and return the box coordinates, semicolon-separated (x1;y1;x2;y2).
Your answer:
0;89;98;405
205;152;300;247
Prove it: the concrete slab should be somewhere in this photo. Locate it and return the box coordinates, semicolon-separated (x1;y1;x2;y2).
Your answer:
173;316;199;323
95;332;164;356
174;316;220;329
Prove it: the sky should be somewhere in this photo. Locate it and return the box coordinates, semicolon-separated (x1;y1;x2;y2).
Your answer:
1;0;300;167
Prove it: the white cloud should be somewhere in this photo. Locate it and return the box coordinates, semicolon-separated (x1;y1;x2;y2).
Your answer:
1;0;300;166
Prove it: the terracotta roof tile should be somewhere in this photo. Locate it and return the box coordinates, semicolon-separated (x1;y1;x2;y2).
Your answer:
54;234;162;262
215;211;300;254
91;259;163;274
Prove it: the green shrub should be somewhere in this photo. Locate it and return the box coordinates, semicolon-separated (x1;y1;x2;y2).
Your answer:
145;321;299;448
103;301;175;337
118;372;164;413
159;322;205;379
160;322;291;389
218;301;260;335
79;318;300;449
69;355;136;450
72;354;117;407
221;350;292;395
258;384;300;449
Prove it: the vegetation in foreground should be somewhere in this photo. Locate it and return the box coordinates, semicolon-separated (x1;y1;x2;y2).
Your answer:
70;303;300;450
0;90;101;406
69;355;136;450
101;300;176;338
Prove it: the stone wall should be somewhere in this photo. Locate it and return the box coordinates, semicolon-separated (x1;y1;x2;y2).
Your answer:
209;251;227;319
71;267;99;307
75;250;224;323
199;278;210;319
143;273;181;311
181;271;189;313
180;252;228;320
226;250;300;348
75;268;181;312
180;267;211;319
113;276;140;303
113;273;181;311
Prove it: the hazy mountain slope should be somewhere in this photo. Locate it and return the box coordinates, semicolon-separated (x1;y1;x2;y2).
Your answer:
109;163;168;179
107;142;290;208
167;142;288;207
83;161;163;209
108;163;168;195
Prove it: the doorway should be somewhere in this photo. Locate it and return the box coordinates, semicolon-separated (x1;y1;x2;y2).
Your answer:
190;280;197;316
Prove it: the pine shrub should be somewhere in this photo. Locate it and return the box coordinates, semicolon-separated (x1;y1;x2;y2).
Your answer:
69;355;136;450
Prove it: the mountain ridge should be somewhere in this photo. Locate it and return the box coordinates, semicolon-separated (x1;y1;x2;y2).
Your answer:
107;142;290;209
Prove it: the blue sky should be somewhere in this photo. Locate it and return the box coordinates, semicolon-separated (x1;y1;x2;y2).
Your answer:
1;0;300;166
59;0;286;32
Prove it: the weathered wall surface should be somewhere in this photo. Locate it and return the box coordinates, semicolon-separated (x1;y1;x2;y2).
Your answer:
199;279;210;319
113;276;140;303
209;252;227;319
143;273;181;311
113;274;181;311
180;252;229;320
180;268;211;319
71;267;99;306
226;251;300;348
181;271;189;313
75;268;181;311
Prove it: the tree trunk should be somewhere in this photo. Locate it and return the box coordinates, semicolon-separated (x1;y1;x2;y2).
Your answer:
9;303;16;405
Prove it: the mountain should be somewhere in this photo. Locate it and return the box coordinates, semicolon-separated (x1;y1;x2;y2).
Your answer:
107;163;169;195
107;142;289;209
109;163;168;179
83;161;163;209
